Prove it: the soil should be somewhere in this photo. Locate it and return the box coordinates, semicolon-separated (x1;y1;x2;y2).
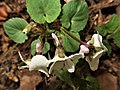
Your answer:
0;0;120;90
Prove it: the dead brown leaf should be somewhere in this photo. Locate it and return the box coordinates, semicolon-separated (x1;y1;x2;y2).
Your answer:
97;72;118;90
5;71;19;82
17;70;43;90
0;28;9;52
2;42;9;53
0;2;11;21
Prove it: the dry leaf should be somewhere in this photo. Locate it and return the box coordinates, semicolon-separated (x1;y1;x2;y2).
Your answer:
2;42;9;52
17;70;43;90
0;2;11;20
5;72;19;82
98;10;103;26
97;72;118;90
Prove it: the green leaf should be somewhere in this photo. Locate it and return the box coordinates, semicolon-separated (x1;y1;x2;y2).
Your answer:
42;42;50;54
26;0;61;24
113;32;120;48
97;14;120;48
107;14;120;33
97;25;107;36
103;40;112;55
61;0;88;32
97;14;120;36
3;18;28;43
55;69;73;86
31;39;40;56
86;76;99;90
72;76;87;90
61;32;80;52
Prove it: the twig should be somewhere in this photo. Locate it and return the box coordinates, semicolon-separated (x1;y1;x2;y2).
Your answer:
61;27;91;48
86;0;95;5
89;1;120;14
0;44;18;61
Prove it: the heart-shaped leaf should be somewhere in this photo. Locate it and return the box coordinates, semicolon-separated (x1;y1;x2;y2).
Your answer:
42;42;50;54
26;0;61;24
3;18;28;43
97;14;120;36
97;14;120;47
61;0;88;32
61;32;80;52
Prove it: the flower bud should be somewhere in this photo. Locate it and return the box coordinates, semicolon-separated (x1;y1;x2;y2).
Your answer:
36;42;42;54
80;45;89;54
52;33;59;46
64;0;71;3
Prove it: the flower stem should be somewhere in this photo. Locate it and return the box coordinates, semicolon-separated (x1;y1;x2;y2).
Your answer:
70;84;77;90
61;27;91;48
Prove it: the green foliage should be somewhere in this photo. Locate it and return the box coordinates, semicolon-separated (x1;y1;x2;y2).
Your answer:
3;18;28;43
55;69;73;86
3;0;89;53
86;76;100;90
2;1;106;90
31;39;40;56
97;14;120;48
61;0;88;32
103;40;112;55
113;32;120;47
72;75;87;90
56;69;99;90
97;25;107;37
61;32;80;52
26;0;61;24
42;42;50;54
3;1;100;89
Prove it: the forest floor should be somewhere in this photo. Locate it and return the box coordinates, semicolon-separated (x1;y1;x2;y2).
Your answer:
0;0;120;90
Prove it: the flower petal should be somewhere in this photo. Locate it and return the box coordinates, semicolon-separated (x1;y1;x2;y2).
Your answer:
65;59;75;73
19;65;29;69
29;55;50;70
52;53;83;62
49;47;84;74
18;51;31;65
39;67;49;77
68;53;84;60
90;34;103;48
79;50;85;58
18;51;50;77
85;33;108;71
93;50;104;60
86;49;104;71
86;56;100;71
49;61;64;74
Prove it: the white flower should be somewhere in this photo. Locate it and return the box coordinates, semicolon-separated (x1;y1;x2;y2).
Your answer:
85;34;108;71
49;47;84;74
18;52;50;77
